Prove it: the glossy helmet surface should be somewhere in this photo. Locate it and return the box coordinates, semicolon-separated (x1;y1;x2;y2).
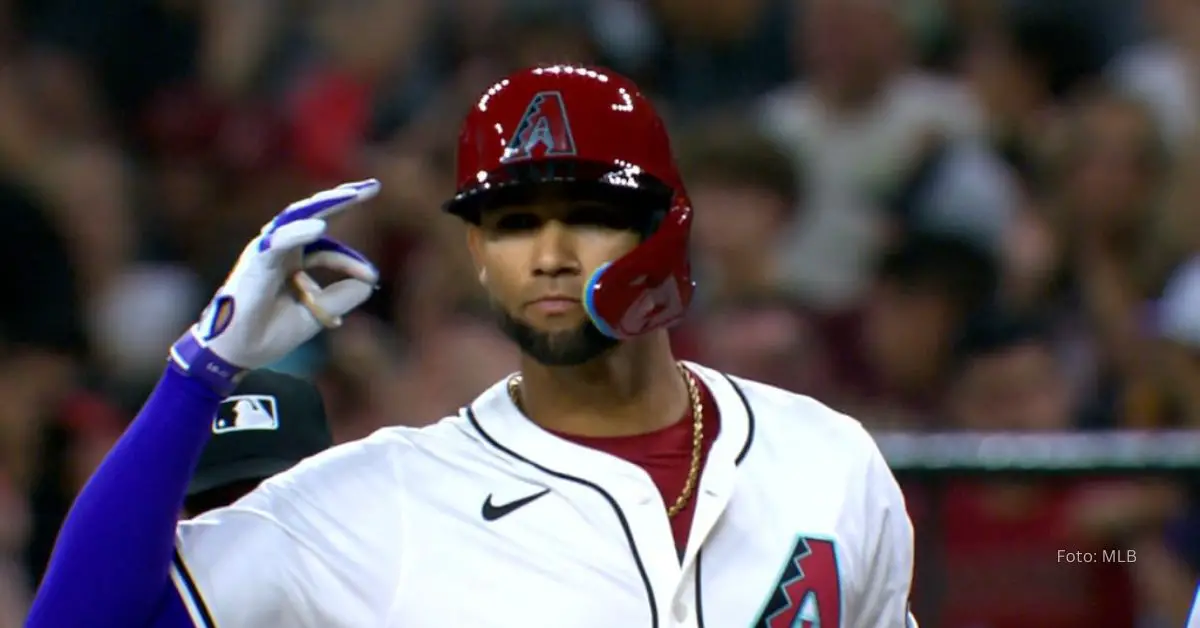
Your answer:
444;64;695;339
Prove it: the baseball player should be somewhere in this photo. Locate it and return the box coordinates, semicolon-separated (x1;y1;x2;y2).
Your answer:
184;370;334;516
29;65;916;628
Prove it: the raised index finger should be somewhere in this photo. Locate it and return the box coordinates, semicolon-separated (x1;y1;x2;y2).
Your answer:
272;179;381;228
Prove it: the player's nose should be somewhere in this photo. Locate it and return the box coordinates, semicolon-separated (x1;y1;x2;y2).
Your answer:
530;220;580;278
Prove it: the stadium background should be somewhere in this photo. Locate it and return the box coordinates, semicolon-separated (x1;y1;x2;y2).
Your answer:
1;0;1199;625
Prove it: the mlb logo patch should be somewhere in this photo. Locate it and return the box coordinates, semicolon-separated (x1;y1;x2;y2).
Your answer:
213;395;280;434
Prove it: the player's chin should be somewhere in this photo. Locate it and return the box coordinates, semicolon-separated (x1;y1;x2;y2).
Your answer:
496;311;618;366
524;329;618;366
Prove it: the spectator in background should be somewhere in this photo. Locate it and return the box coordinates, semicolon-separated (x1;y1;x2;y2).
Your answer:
1060;220;1200;628
944;310;1071;432
916;307;1135;628
0;180;86;490
646;0;789;114
760;0;984;310
1041;88;1180;428
692;294;834;399
498;5;601;72
855;233;999;426
294;0;438;183
1107;0;1200;145
675;119;802;305
964;2;1107;180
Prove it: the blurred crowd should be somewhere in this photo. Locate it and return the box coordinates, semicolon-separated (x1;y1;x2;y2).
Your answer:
2;0;1200;625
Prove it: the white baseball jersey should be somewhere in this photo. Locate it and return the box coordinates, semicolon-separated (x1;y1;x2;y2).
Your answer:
172;362;917;627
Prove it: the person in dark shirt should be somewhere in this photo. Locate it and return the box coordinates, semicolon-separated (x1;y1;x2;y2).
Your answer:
0;180;86;360
3;179;87;590
183;370;333;517
912;308;1134;628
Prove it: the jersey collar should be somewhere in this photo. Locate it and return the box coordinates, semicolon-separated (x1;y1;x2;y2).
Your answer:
463;361;754;497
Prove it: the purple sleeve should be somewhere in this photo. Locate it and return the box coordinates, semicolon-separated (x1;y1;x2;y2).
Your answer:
26;367;222;628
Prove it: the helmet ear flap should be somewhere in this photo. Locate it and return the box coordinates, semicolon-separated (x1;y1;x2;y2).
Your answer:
582;194;695;339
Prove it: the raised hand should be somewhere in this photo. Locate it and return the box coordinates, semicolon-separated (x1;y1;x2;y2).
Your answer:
169;180;381;394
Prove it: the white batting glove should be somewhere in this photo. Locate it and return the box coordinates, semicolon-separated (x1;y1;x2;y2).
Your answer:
168;180;381;395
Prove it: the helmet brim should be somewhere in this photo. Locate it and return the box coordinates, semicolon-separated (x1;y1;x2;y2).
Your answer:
443;159;673;224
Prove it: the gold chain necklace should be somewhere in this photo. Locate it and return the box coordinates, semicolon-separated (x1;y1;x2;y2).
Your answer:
507;363;704;518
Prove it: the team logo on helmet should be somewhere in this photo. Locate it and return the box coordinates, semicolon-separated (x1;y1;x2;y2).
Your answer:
501;91;577;163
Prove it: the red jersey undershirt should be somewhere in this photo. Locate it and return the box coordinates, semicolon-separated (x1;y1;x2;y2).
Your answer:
549;377;720;553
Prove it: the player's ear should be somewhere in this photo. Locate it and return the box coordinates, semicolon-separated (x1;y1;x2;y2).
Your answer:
465;226;487;287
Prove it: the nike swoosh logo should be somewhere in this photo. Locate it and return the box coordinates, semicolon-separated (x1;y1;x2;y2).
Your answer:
481;489;550;521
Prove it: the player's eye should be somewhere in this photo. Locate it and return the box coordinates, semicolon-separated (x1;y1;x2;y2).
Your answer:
565;203;638;231
493;212;543;232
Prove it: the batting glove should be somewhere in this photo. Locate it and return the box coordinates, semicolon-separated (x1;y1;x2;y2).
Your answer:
169;180;381;395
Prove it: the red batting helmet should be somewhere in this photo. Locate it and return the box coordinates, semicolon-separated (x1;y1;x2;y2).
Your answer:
444;64;694;340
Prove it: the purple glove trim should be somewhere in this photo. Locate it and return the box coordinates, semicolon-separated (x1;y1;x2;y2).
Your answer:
168;332;245;396
258;193;355;253
303;236;372;266
302;236;379;282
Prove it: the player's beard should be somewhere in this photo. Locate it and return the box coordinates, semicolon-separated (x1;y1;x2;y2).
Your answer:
494;307;619;366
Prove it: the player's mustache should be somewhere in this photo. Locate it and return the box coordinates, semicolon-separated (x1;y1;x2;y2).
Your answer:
522;284;584;305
